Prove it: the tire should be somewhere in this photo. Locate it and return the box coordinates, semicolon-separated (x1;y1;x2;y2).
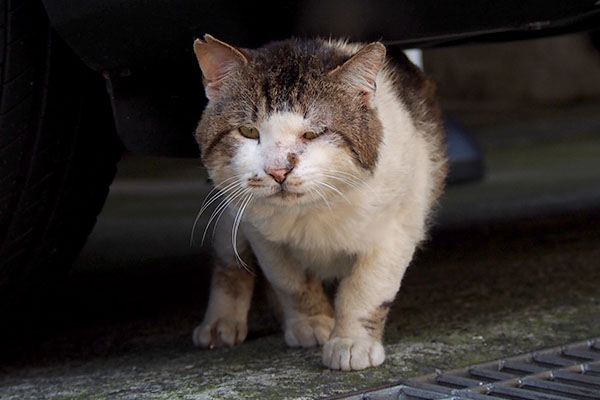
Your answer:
0;0;121;305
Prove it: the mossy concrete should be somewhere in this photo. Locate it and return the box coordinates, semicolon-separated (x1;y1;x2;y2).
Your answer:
1;104;600;399
3;275;599;399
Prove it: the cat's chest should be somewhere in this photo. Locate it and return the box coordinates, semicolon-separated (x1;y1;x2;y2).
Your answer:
264;211;359;278
250;202;370;252
290;244;355;280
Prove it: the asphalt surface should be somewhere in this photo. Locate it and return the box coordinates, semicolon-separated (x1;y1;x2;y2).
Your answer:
1;102;600;399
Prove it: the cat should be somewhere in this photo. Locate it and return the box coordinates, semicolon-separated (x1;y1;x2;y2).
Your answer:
191;34;447;371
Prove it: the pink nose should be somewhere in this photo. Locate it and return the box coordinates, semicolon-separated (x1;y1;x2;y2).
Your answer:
266;168;291;184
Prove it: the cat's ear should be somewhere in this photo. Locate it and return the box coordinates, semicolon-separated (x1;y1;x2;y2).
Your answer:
193;34;248;100
329;42;386;107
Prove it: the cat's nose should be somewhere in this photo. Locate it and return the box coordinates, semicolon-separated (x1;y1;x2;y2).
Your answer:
265;167;291;184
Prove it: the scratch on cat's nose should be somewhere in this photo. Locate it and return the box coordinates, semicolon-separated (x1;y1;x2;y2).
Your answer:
287;152;299;169
265;168;291;184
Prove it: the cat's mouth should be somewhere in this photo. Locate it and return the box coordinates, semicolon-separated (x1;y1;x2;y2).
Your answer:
268;188;304;199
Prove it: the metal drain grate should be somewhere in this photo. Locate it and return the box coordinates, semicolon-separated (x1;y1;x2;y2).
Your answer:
325;338;600;400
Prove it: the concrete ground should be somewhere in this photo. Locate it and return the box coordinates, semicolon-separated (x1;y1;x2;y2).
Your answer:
1;101;600;399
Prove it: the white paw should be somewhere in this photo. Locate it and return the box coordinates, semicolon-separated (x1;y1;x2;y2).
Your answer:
284;314;335;348
322;336;385;371
192;317;247;349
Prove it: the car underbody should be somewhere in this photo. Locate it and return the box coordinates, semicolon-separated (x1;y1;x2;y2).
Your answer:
41;0;600;157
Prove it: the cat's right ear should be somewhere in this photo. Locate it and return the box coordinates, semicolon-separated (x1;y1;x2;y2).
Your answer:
193;34;248;101
328;42;386;107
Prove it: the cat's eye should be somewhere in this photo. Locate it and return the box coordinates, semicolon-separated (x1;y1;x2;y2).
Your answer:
239;126;260;139
303;131;319;140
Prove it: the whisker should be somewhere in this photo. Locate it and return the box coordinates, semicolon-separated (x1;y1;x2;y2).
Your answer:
231;193;254;274
322;169;369;188
208;194;243;246
203;185;249;240
323;168;368;183
190;176;243;247
311;186;333;216
320;173;362;190
208;186;246;245
210;197;236;244
230;190;252;243
315;181;351;204
199;179;242;215
200;186;248;246
191;183;240;243
199;175;240;210
200;195;236;248
322;168;380;200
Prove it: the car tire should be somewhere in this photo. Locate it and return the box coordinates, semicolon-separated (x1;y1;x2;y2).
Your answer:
0;0;121;304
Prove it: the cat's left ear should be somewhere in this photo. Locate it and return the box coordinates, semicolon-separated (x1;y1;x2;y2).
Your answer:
329;42;386;107
193;34;249;100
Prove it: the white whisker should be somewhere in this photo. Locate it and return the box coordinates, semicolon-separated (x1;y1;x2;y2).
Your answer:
321;173;362;190
311;186;333;216
230;190;252;251
316;181;351;204
191;184;239;245
206;194;242;246
190;176;243;247
209;190;243;244
200;186;248;246
199;179;242;215
199;175;240;210
323;169;369;187
322;168;380;200
231;193;254;274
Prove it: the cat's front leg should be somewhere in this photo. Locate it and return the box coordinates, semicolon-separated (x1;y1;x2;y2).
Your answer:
193;213;256;349
248;231;334;348
192;256;255;349
279;274;335;348
323;239;415;371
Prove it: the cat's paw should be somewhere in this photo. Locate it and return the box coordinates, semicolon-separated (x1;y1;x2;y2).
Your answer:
322;336;385;371
192;317;247;349
284;314;335;348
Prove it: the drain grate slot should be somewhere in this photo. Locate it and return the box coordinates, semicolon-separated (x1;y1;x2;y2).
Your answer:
398;386;455;399
552;371;600;388
501;361;548;374
486;384;574;400
399;381;506;400
325;338;600;400
469;367;517;382
520;377;599;399
586;362;600;374
562;350;599;361
435;374;487;389
533;354;580;368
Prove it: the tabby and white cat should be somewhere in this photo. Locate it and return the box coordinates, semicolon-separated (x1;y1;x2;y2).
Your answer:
191;34;447;371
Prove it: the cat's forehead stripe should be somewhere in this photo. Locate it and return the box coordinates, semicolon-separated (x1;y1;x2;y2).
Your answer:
261;80;273;115
252;40;347;115
260;74;303;115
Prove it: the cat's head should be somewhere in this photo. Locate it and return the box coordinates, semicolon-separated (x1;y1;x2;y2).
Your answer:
194;35;385;206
